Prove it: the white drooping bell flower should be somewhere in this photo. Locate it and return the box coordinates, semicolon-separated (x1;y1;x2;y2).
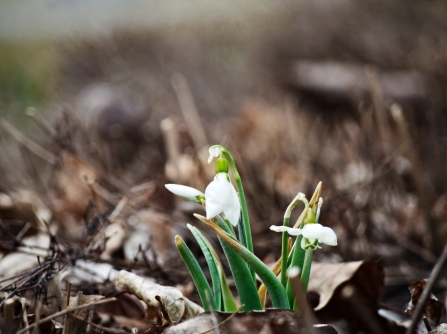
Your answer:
205;172;240;226
165;184;205;203
208;145;224;164
270;223;337;250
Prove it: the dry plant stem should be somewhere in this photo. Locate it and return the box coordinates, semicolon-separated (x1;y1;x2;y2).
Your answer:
62;282;72;334
199;305;244;334
161;117;180;162
69;313;129;334
0;262;54;308
21;298;30;334
108;195;129;221
171;73;208;149
406;241;447;334
26;107;57;138
0;118;57;164
16;298;117;334
288;271;317;334
422;317;431;332
32;298;42;334
365;66;390;153
391;103;439;255
4;299;15;334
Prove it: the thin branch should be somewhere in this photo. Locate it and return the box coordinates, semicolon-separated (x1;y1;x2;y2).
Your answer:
69;313;131;334
406;241;447;334
0;118;57;164
16;298;117;334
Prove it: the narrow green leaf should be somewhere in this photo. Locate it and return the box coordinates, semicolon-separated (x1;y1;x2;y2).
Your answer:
175;235;214;311
213;215;263;311
218;267;238;312
197;214;289;309
187;224;223;311
286;235;305;308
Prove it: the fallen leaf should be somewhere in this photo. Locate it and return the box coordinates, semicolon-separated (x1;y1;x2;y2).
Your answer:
308;261;383;311
115;270;203;325
308;261;405;334
405;279;444;325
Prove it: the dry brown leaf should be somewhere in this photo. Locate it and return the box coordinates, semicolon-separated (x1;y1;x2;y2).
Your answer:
308;261;383;311
309;261;405;334
100;219;127;260
405;279;444;325
64;291;105;333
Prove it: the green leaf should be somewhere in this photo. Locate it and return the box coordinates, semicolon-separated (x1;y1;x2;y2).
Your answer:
286;235;306;308
187;224;223;311
196;214;289;309
175;235;214;311
213;215;263;311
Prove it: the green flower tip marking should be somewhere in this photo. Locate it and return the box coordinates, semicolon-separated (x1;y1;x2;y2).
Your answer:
165;184;205;203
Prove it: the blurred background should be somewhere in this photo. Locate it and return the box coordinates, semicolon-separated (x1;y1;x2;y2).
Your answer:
1;0;447;308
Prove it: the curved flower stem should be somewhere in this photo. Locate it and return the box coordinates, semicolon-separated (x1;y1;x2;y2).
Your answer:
281;193;306;288
217;145;255;280
216;147;252;251
280;218;290;287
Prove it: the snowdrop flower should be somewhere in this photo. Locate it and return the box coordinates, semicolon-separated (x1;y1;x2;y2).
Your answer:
208;145;224;164
205;173;240;226
270;223;337;250
165;184;205;203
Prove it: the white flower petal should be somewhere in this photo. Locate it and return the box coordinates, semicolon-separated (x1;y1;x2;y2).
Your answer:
301;224;326;240
302;224;337;247
208;145;223;163
320;227;337;246
205;174;232;219
224;184;240;226
165;184;204;202
270;225;303;236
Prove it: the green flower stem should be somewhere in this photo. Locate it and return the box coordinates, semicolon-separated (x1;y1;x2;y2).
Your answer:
281;193;306;288
217;146;253;251
196;214;289;309
217;146;255;281
175;235;215;311
280;218;290;287
286;235;305;308
300;248;314;294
